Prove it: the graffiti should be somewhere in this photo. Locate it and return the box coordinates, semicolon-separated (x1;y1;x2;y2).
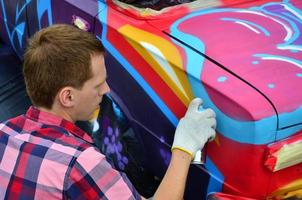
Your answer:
0;0;53;56
1;0;302;198
100;116;129;170
0;0;30;53
97;0;302;198
37;0;53;29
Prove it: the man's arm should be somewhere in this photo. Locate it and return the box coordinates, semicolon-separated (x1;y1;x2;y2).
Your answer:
66;98;215;200
144;98;216;200
65;147;142;200
152;149;191;200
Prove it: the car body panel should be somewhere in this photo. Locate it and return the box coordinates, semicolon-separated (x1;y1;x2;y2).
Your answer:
0;0;29;58
95;1;302;198
1;0;302;199
153;0;302;129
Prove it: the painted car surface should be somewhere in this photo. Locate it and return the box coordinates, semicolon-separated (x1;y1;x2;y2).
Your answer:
1;0;302;199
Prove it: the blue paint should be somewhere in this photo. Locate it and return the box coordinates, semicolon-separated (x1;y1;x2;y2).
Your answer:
282;11;302;24
254;54;302;67
252;61;259;65
278;107;302;130
171;6;278;145
217;76;227;83
221;17;270;36
256;2;302;52
15;22;25;48
15;0;31;24
267;84;275;89
198;105;205;112
205;157;224;194
283;1;302;21
112;101;124;120
256;2;301;46
170;1;302;143
296;73;302;77
1;0;31;52
97;2;178;127
37;0;53;29
96;1;302;146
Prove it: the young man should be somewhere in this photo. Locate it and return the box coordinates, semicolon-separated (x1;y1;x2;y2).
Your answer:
0;24;216;199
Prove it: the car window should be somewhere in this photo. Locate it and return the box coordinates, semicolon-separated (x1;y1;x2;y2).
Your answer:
110;0;221;19
117;0;196;10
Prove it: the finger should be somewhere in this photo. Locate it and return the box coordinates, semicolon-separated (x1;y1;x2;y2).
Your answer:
212;118;217;129
207;128;216;141
186;98;203;114
200;108;216;118
207;118;217;129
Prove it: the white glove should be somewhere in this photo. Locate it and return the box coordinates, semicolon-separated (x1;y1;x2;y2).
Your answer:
172;98;216;159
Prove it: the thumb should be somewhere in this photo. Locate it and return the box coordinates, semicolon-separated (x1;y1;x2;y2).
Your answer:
186;98;203;115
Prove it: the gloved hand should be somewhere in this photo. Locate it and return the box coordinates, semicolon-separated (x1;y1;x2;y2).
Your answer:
171;98;216;159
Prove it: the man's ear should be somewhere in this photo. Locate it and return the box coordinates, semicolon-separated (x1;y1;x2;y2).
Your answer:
57;86;75;107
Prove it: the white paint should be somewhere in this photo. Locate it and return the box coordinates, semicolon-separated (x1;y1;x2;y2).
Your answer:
140;41;189;99
235;21;261;34
238;10;293;41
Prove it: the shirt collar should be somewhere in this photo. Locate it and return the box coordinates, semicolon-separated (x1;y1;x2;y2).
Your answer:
26;106;94;144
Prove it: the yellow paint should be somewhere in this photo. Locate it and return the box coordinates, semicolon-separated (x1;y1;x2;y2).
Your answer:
270;179;302;199
119;24;194;106
74;18;86;30
89;107;100;122
273;139;302;171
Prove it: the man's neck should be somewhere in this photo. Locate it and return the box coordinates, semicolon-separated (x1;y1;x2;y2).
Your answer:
37;106;75;123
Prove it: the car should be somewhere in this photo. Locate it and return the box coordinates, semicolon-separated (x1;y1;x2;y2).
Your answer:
1;0;302;199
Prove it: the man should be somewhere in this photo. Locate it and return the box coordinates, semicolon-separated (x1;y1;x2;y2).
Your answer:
0;24;216;199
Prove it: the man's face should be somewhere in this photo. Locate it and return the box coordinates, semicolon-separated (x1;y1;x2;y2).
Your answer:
73;53;110;121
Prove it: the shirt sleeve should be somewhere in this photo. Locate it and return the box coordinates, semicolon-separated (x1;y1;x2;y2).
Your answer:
64;147;141;200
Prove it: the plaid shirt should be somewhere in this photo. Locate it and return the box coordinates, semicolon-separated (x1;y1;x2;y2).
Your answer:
0;106;141;200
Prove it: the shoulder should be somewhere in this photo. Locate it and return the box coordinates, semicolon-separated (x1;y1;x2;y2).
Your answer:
69;146;115;182
0;114;26;133
66;147;141;199
74;146;108;172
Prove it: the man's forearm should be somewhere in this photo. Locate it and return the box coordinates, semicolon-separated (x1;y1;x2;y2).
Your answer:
141;98;216;200
152;149;192;200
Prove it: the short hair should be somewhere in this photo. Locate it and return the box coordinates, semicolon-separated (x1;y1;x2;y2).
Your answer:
23;24;105;109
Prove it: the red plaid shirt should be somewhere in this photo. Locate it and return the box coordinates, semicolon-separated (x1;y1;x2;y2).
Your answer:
0;106;141;199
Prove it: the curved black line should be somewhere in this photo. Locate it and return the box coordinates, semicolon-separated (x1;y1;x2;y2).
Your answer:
164;31;280;131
